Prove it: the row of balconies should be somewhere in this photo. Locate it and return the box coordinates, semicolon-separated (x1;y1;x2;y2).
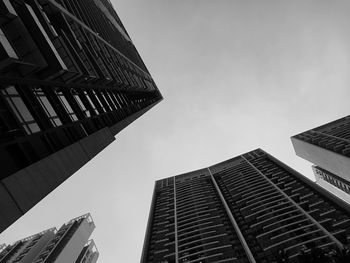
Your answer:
147;187;176;262
248;156;350;258
176;177;247;262
295;131;350;157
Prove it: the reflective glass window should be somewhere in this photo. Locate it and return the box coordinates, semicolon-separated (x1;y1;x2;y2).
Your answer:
56;90;78;121
33;87;62;126
100;92;112;111
1;85;40;134
0;29;18;59
112;93;123;108
92;90;105;112
106;91;118;109
84;91;99;115
73;93;91;117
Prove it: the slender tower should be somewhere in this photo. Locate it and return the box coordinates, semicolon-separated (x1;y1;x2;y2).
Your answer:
141;149;350;263
0;0;162;232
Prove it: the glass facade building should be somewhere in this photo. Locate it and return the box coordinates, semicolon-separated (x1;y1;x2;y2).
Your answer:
141;149;350;263
0;0;162;233
292;116;350;201
0;213;98;263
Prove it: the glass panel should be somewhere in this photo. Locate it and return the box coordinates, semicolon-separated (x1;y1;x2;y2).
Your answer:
1;86;41;134
5;85;17;95
92;91;105;112
34;88;62;127
112;93;122;108
56;91;78;122
53;118;62;126
73;95;86;111
84;91;99;115
41;96;57;117
106;92;118;109
0;29;18;59
28;123;40;133
59;95;73;112
12;97;34;121
101;93;112;111
6;98;22;121
73;94;91;117
118;94;126;105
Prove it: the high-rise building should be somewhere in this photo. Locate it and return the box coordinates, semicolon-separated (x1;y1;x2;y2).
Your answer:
0;213;98;263
141;149;350;263
292;116;350;200
0;0;162;232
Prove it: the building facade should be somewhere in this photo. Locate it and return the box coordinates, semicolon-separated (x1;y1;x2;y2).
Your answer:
292;116;350;200
312;166;350;204
141;149;350;263
0;213;98;263
0;0;162;232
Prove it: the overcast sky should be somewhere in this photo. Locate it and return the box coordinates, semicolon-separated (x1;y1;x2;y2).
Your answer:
1;1;350;262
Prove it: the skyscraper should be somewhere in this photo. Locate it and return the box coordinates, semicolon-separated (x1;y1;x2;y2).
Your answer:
141;149;350;263
0;0;162;232
292;116;350;200
0;213;98;263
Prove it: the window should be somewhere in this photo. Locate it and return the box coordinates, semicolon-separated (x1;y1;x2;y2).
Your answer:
0;28;18;59
56;90;78;121
100;92;112;111
72;91;91;117
106;91;119;109
84;91;99;115
110;92;122;108
116;93;126;106
92;90;106;112
120;93;129;105
38;5;58;37
1;86;40;134
33;87;62;127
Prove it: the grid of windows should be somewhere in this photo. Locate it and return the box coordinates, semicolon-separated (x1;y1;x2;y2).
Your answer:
1;86;40;134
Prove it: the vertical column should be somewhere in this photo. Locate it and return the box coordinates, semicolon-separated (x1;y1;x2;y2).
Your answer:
173;177;179;263
207;168;257;263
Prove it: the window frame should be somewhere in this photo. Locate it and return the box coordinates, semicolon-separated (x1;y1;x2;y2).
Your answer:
33;87;62;127
1;85;40;134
